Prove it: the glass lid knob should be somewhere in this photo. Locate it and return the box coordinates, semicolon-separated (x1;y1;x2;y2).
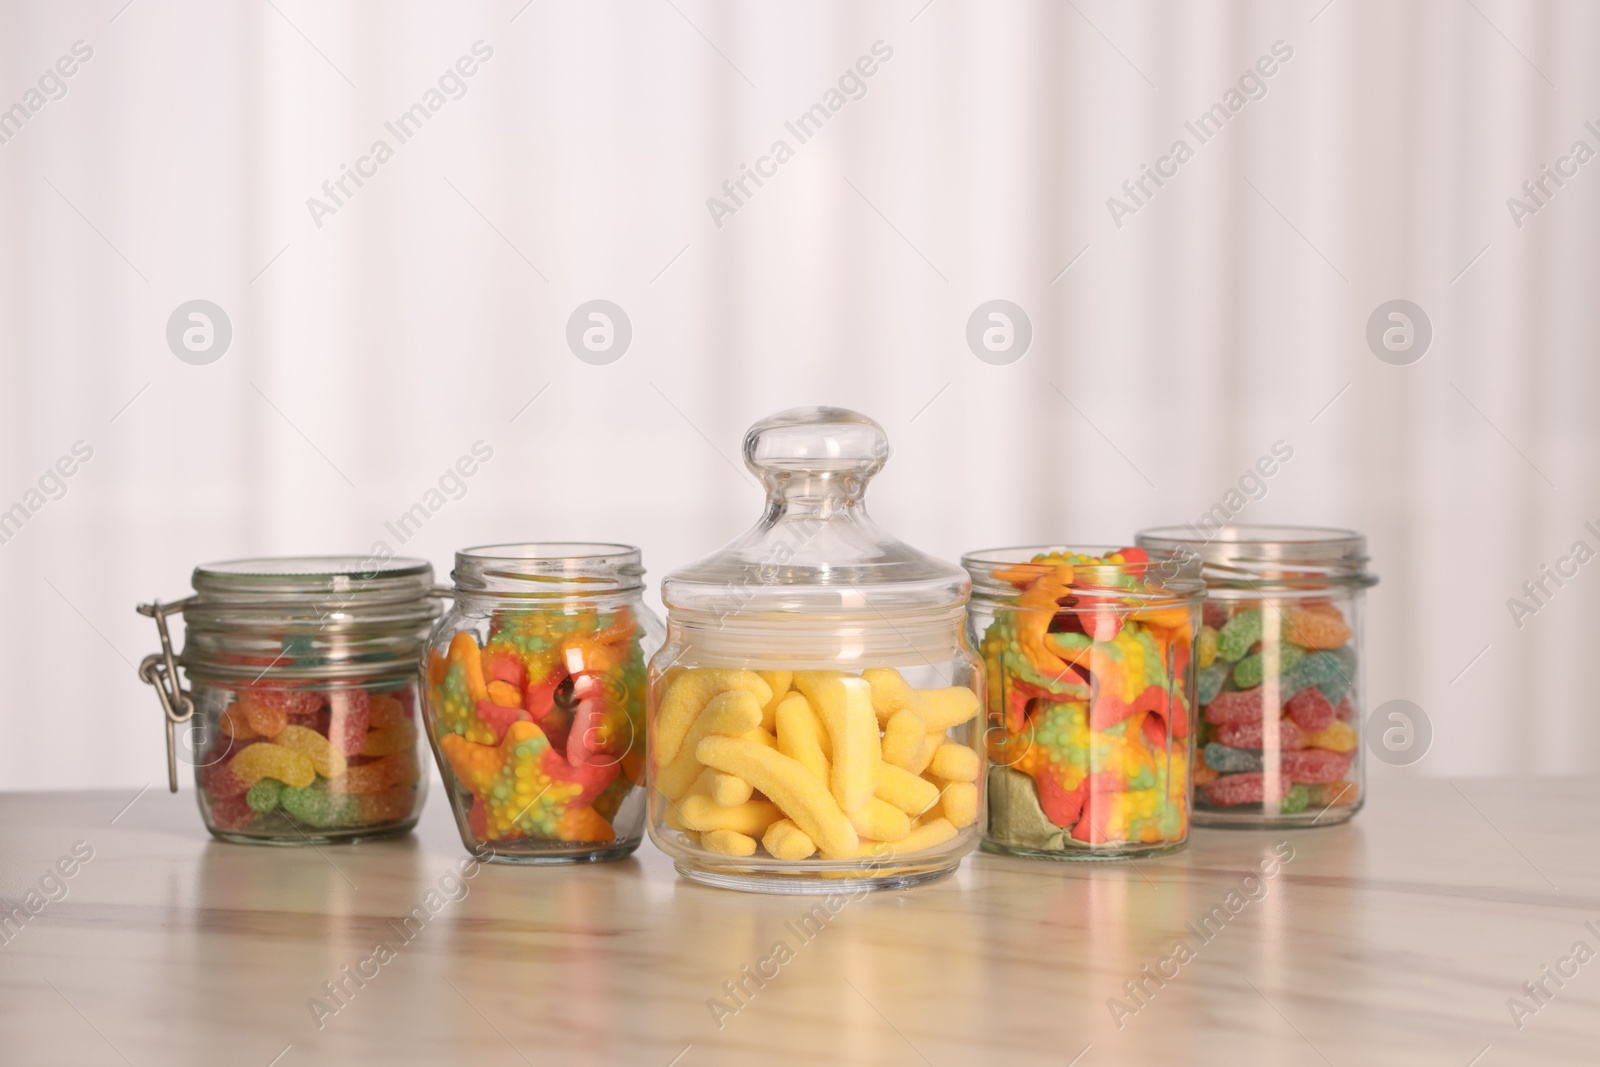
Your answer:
743;406;890;496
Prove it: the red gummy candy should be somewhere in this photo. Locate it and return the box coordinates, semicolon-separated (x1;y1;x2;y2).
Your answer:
1069;789;1115;843
327;689;372;756
1282;748;1353;784
540;745;618;809
564;675;614;766
1204;689;1265;725
474;699;526;746
209;794;256;831
525;675;561;721
1203;772;1296;807
1035;771;1087;829
483;649;527;689
1090;683;1187;739
1286;687;1335;731
1213;718;1304;750
1202;601;1230;630
200;753;251;799
1334;697;1353;722
468;797;490;840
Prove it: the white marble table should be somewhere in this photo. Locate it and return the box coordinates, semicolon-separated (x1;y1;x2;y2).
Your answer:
1;778;1596;1066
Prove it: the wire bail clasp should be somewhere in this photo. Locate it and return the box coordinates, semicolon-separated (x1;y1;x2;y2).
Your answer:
136;598;195;793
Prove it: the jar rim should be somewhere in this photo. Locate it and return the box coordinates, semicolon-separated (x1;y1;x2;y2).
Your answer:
962;544;1205;602
1134;524;1377;589
453;542;644;596
192;555;433;598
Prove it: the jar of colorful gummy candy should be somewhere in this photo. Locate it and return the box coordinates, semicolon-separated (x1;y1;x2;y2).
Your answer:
421;543;662;864
647;408;984;894
1134;526;1377;828
136;557;441;844
963;546;1204;860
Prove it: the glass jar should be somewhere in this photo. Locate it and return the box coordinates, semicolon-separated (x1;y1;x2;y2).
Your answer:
963;546;1204;860
646;407;983;894
136;557;440;844
1135;525;1377;828
421;543;662;864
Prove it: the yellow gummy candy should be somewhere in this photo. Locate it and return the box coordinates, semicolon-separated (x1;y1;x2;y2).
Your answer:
874;761;941;817
656;689;763;800
849;796;912;843
905;730;944;775
939;781;978;828
679;794;783;836
656;669;774;765
857;817;958;858
275;724;347;779
744;726;779;748
880;710;926;771
913;686;980;731
862;667;920;726
756;670;793;731
1302;719;1358;753
702;829;758;857
695;735;859;859
762;819;817;860
230;743;315;789
710;772;754;807
794;672;880;814
927;743;979;783
775;692;832;784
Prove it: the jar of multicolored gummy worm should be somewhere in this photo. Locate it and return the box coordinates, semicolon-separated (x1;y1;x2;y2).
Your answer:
137;557;441;844
421;544;663;864
963;546;1204;860
1135;526;1377;828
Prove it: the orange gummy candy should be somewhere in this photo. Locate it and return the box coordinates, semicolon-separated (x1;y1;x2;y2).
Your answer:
1286;606;1352;650
368;693;407;729
240;694;288;738
218;703;260;740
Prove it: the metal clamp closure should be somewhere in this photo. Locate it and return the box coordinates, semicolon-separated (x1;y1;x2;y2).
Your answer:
136;598;195;793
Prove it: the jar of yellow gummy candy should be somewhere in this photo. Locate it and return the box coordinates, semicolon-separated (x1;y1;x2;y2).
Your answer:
646;408;984;893
421;544;663;864
136;557;441;844
1135;526;1376;828
964;546;1204;860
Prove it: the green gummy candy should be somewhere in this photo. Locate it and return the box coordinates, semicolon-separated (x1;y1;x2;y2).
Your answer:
986;767;1066;851
1216;609;1264;661
1232;643;1306;689
1196;663;1229;705
245;778;283;813
1278;784;1311;815
280;785;361;828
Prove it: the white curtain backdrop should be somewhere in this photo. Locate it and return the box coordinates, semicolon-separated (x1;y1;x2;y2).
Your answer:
0;0;1595;789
